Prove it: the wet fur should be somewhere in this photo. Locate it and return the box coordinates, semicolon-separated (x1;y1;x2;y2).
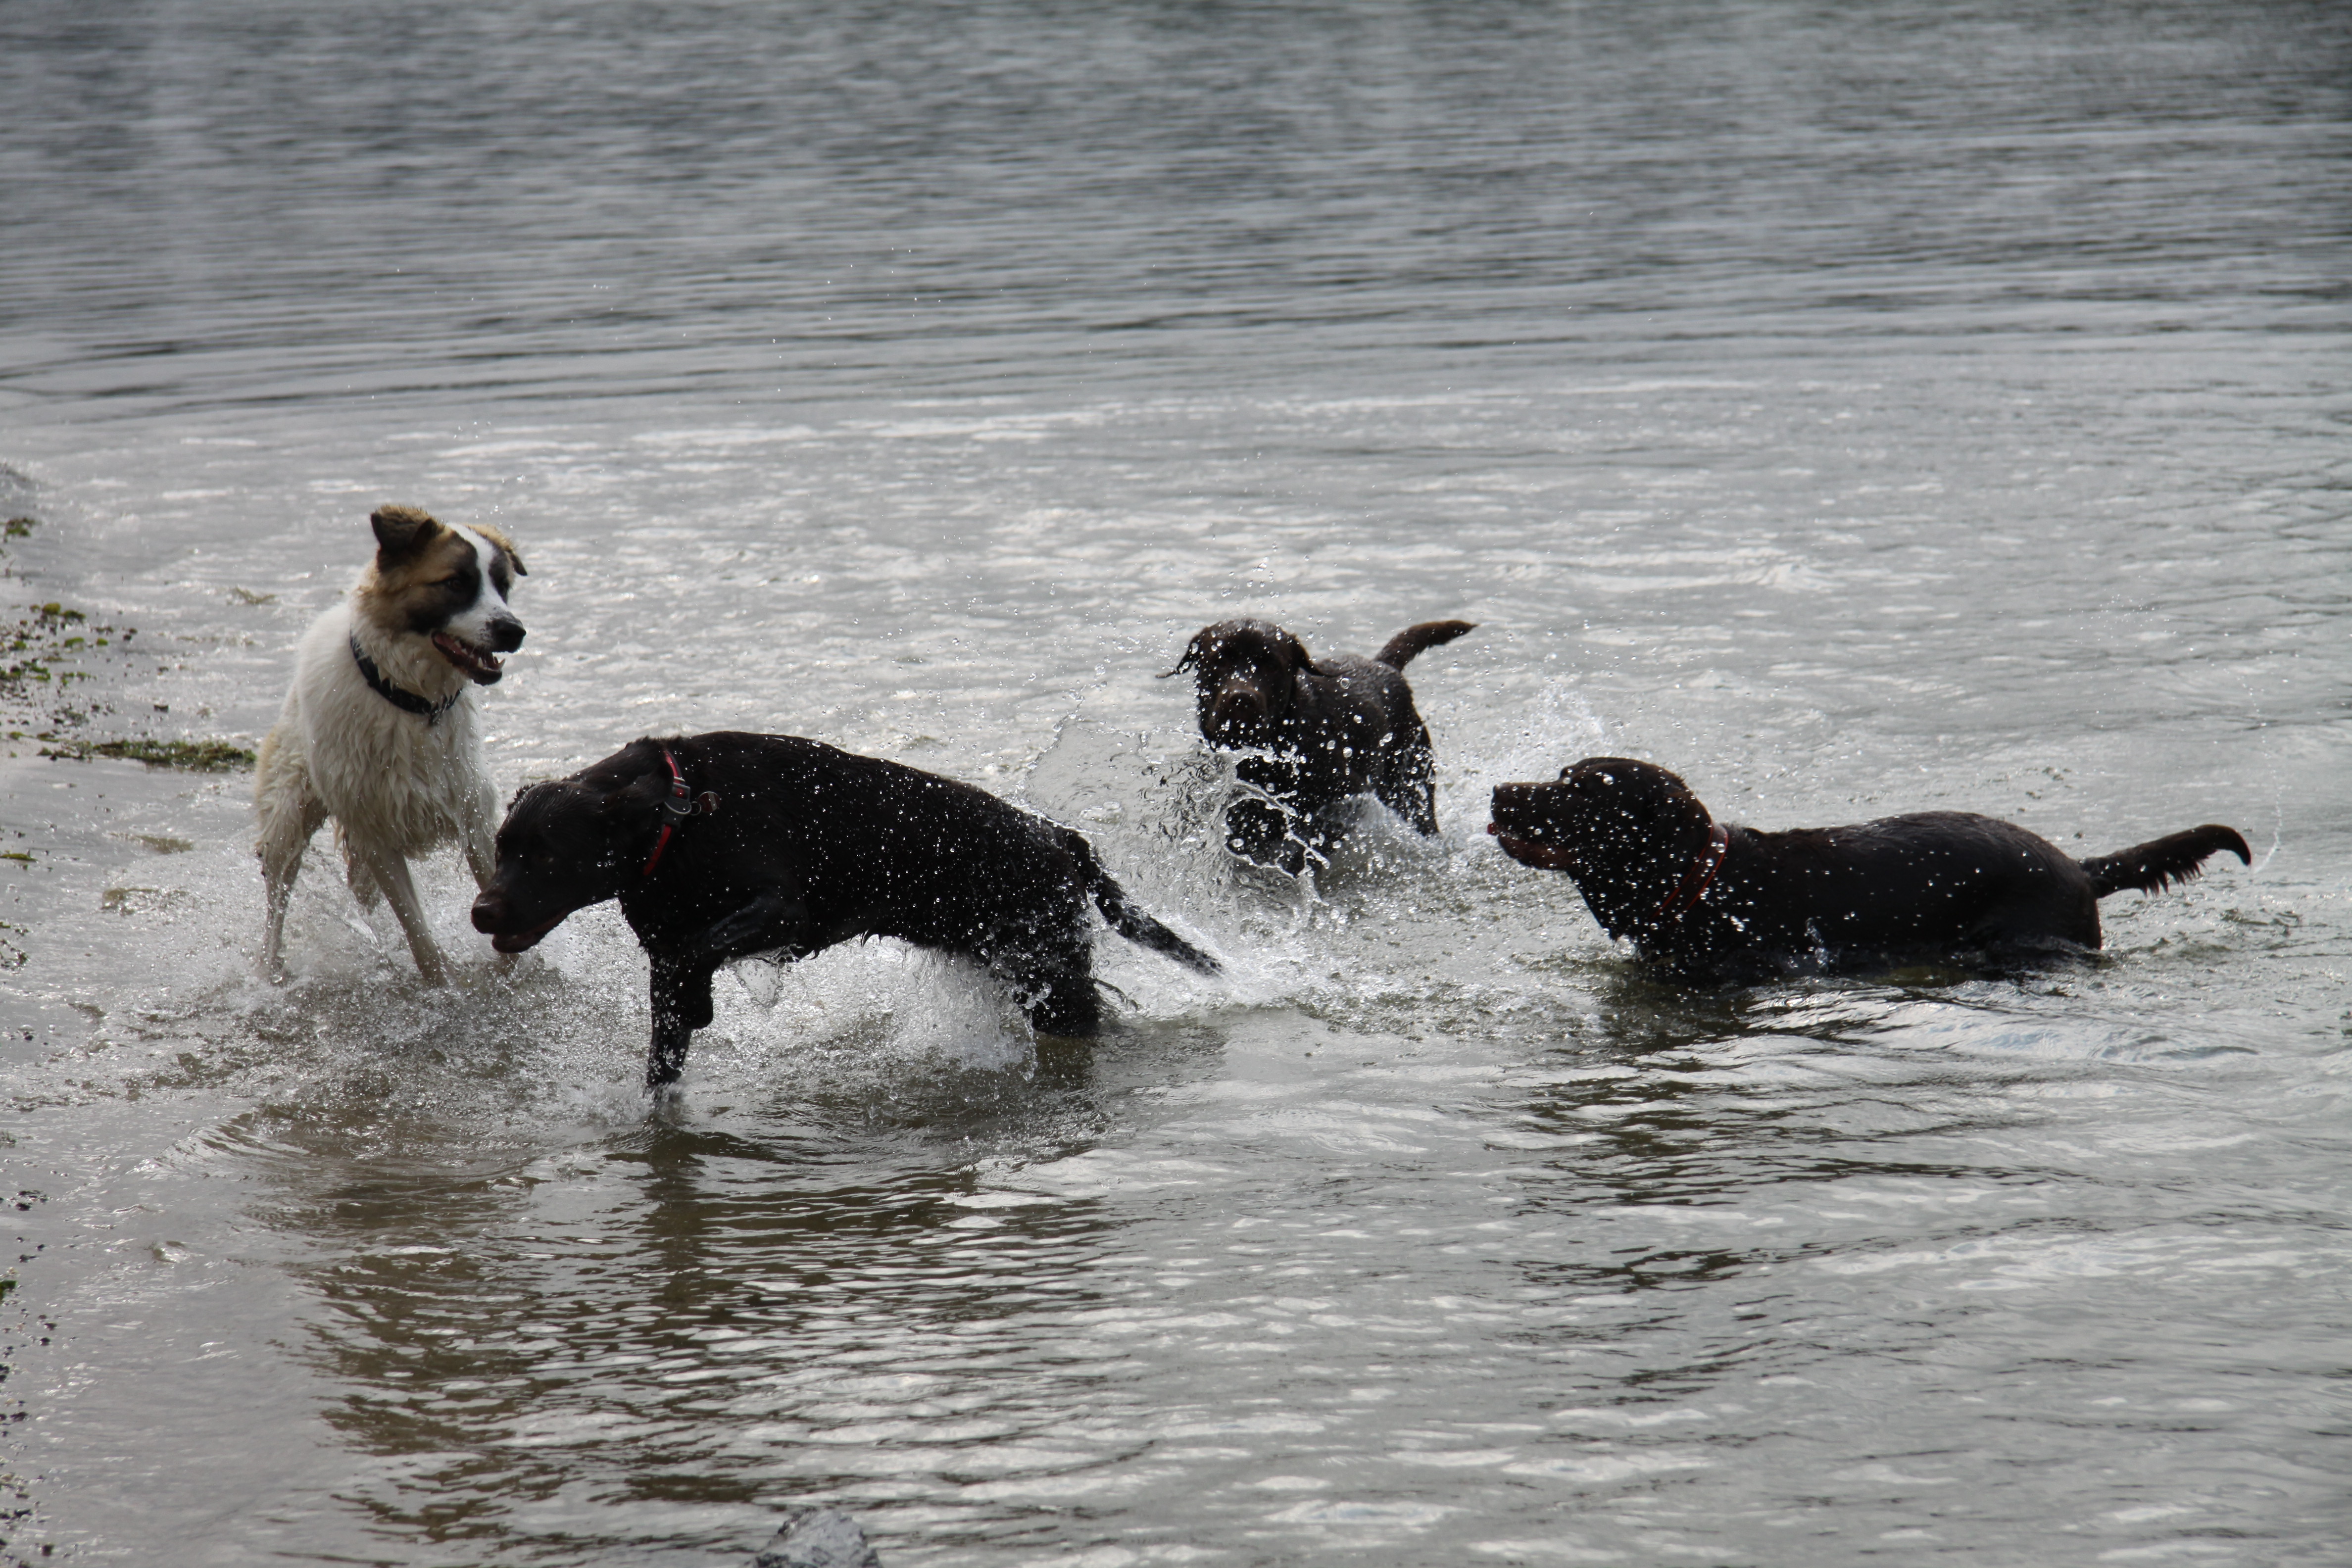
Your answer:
1490;756;2250;983
469;732;1221;1089
255;505;528;984
1166;617;1474;874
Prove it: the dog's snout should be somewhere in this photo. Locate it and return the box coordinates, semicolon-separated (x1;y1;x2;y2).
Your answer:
488;616;526;653
1208;683;1268;735
1490;783;1553;837
470;889;507;933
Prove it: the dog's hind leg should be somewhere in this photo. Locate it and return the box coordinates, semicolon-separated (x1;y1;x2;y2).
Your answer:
1022;971;1104;1042
350;842;449;985
977;911;1105;1041
1003;931;1105;1040
255;738;328;983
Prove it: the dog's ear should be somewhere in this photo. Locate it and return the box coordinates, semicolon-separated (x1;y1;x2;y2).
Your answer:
470;522;527;577
370;505;443;563
1274;628;1315;674
1160;630;1209;680
507;779;558;812
600;768;671;820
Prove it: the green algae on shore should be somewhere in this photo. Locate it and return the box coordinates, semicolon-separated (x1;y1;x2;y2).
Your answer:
37;737;255;772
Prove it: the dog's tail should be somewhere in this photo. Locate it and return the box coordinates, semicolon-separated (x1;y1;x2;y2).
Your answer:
2079;824;2251;898
1063;829;1222;976
1373;620;1476;670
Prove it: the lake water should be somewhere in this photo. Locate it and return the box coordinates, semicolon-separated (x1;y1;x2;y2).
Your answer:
2;2;2348;1564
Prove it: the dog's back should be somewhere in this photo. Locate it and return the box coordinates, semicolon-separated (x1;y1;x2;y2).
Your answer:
590;733;1210;974
1723;812;2104;959
1303;620;1475;732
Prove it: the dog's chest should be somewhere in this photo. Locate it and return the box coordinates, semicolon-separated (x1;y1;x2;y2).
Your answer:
305;687;485;844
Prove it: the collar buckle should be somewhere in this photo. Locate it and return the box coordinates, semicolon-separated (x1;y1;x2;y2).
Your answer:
641;746;718;877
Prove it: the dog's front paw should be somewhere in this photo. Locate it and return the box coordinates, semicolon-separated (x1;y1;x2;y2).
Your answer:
1222;797;1296;868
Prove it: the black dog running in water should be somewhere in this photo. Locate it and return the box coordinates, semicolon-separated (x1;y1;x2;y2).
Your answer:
472;733;1221;1088
1489;756;2250;983
1167;618;1474;873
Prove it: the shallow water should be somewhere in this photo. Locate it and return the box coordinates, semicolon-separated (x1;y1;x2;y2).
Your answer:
2;2;2349;1564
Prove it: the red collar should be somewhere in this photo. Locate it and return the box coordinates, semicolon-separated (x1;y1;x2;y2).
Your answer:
1654;823;1730;922
640;747;700;877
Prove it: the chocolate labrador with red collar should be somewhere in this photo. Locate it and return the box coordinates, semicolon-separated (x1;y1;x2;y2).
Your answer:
1490;756;2250;983
1167;617;1474;874
471;733;1220;1088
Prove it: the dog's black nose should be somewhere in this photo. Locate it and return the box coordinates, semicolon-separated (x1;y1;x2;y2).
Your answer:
487;616;526;653
1208;686;1267;736
471;890;505;932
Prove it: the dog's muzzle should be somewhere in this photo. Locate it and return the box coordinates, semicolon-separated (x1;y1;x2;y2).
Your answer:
433;618;525;685
1489;783;1576;871
471;889;564;951
1205;684;1271;743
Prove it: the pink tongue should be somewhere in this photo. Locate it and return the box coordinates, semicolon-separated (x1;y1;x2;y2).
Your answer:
435;634;497;670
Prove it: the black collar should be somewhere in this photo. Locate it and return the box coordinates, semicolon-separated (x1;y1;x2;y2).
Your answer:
349;634;461;724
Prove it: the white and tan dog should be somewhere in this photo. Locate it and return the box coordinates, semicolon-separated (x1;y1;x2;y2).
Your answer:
256;505;528;984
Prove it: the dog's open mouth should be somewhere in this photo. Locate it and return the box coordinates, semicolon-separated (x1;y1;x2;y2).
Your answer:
1489;825;1575;871
432;632;505;685
490;912;567;953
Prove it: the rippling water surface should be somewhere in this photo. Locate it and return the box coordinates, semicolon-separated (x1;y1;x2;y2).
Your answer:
2;2;2348;1564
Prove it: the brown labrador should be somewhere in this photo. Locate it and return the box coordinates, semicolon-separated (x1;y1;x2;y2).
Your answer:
1166;618;1473;873
1491;756;2250;983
